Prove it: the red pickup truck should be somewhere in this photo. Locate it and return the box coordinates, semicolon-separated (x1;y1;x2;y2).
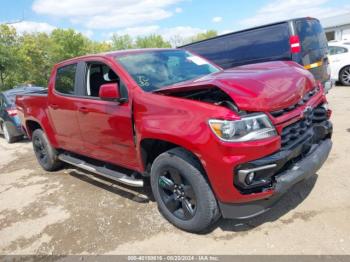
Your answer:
16;49;332;232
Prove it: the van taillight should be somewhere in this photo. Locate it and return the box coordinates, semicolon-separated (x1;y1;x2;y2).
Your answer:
6;108;17;117
289;35;301;53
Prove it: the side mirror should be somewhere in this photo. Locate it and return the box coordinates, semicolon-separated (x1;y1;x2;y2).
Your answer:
99;83;121;101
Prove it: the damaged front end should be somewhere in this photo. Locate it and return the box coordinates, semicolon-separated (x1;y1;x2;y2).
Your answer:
156;86;240;113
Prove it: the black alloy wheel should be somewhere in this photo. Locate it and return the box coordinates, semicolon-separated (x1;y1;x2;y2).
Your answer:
33;135;48;166
31;129;62;171
158;166;196;220
150;147;220;233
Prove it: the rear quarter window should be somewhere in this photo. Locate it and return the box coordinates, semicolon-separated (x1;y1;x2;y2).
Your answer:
55;64;77;95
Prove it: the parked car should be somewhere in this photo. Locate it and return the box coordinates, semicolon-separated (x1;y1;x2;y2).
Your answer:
328;41;350;86
0;86;45;143
180;17;332;92
16;49;332;232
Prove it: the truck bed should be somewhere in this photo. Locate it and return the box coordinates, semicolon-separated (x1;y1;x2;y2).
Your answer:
15;92;49;128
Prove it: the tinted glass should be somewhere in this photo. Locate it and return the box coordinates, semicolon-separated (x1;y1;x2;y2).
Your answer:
5;95;15;106
116;50;220;92
328;46;348;55
296;20;328;51
183;23;290;69
86;62;128;99
55;64;77;95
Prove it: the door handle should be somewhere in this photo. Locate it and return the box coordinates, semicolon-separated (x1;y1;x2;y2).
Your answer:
78;107;89;114
51;104;59;110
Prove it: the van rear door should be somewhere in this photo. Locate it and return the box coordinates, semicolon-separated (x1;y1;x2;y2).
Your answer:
293;18;329;83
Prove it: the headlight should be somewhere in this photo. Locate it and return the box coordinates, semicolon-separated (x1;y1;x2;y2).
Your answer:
209;114;277;142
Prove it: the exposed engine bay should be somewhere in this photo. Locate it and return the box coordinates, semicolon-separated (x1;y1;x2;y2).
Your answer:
161;87;239;112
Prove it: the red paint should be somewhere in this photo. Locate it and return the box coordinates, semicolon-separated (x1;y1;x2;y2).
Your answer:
99;83;120;100
289;35;301;53
15;49;329;204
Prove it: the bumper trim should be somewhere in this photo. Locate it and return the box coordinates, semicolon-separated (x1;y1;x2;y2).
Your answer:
219;139;332;219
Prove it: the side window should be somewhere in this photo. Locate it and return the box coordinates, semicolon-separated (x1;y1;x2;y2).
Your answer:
329;46;348;55
328;46;336;55
341;47;348;54
55;64;77;95
86;62;128;99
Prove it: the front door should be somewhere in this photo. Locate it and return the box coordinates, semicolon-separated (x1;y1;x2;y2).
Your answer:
75;60;138;170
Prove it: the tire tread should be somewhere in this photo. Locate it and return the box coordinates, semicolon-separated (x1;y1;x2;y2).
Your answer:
151;147;220;232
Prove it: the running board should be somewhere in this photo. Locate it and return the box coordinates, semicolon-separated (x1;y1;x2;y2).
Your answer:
58;154;144;187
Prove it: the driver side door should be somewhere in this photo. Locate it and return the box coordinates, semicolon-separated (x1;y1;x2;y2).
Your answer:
75;59;139;170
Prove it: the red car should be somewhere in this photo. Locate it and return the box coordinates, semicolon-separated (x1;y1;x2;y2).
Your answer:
16;49;333;232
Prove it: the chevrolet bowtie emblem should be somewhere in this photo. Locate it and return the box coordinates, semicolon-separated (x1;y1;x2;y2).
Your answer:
302;105;313;119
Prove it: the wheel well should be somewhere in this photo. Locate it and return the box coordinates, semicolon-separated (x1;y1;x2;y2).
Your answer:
25;120;42;138
140;139;206;177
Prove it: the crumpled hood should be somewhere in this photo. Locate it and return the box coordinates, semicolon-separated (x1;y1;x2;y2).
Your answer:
157;61;317;112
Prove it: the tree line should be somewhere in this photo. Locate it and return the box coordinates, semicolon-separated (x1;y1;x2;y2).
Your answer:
0;24;217;91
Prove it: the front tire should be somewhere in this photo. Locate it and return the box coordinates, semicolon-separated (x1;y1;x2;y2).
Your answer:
32;129;63;171
340;66;350;86
151;148;220;233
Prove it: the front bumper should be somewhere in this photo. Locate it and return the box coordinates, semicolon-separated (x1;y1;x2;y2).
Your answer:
218;138;332;219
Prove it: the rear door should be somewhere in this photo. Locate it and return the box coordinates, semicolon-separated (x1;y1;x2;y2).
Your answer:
294;18;329;83
48;62;85;153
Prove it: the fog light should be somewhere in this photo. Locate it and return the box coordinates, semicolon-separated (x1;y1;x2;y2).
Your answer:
245;172;255;185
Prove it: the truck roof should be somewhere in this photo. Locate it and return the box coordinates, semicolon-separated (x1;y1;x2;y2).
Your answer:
55;48;176;66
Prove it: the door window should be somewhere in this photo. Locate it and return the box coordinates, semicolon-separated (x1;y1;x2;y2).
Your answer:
85;62;128;99
55;64;77;95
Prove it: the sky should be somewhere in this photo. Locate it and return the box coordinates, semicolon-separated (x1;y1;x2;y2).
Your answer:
1;0;350;41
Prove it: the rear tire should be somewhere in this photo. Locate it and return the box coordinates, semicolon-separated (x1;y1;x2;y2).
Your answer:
2;122;16;144
32;129;63;171
150;147;220;233
340;66;350;86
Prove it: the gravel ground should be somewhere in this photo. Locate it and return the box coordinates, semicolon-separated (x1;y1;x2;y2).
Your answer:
0;86;349;255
